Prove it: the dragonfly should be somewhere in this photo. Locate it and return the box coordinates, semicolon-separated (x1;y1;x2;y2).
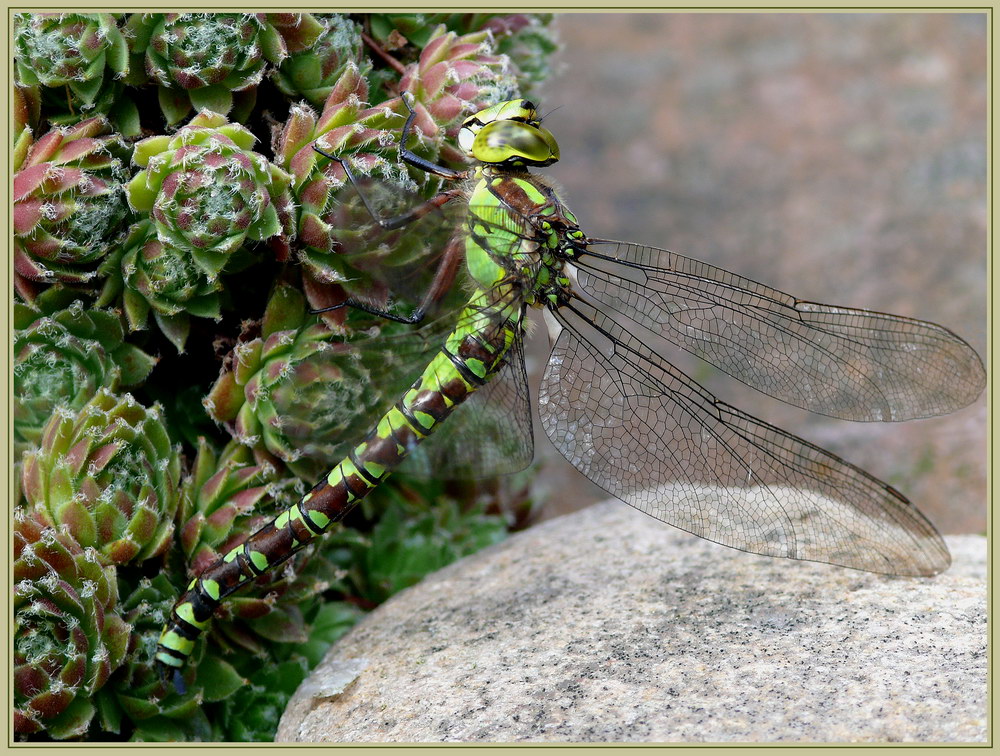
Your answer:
157;92;985;680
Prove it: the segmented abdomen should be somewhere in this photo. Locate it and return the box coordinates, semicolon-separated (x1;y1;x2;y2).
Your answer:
156;297;521;670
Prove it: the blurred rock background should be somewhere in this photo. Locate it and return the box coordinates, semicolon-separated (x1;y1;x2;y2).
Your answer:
529;13;986;533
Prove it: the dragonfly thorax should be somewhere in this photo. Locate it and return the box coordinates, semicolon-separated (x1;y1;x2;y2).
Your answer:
458;99;559;167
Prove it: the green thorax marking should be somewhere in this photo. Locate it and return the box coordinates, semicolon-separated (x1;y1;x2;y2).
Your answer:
464;170;576;307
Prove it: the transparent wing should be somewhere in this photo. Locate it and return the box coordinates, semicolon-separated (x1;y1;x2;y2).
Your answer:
285;299;535;481
399;203;541;477
292;191;540;480
400;334;534;478
575;240;986;421
539;297;951;576
277;301;461;476
307;181;466;321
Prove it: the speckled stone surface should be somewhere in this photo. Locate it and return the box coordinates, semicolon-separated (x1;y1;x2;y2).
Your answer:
276;501;986;743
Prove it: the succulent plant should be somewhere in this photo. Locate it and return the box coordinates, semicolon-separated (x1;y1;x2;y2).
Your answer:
359;496;509;604
125;111;294;277
14;508;131;738
205;283;408;480
14;288;157;455
96;219;223;352
125;13;304;125
399;25;518;161
178;438;282;575
11;11;554;742
13;116;131;285
13;13;137;133
369;13;555;90
272;14;368;108
21;389;181;566
276;66;447;303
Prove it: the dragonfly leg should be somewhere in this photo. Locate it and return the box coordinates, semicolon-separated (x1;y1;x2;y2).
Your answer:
396;91;467;179
311;143;465;230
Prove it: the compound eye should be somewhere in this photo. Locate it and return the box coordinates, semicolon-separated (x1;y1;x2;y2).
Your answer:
473;120;559;166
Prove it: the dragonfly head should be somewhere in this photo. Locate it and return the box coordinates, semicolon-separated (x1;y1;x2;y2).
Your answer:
458;99;560;168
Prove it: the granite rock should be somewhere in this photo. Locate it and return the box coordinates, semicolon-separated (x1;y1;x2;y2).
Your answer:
277;500;986;743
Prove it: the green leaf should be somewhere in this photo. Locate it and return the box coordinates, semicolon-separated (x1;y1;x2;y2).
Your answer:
116;343;158;386
249;203;281;241
45;696;96;740
195;655;246;703
205;371;242;423
110;98;142;139
125;170;159;212
124;13;157;53
189;84;233;117
16;59;40;86
257;21;287;64
107;25;129;74
95;688;122;734
122;287;151;332
153;311;190;352
116;692;160;721
247;604;308;643
69;75;103;106
13;126;32;172
131;134;172;169
262;283;306;336
189;247;229;279
157;86;192;127
183;292;222;320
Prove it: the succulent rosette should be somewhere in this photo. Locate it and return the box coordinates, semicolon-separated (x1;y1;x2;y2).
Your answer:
126;111;294;274
14;508;131;738
272;14;367;107
14;116;131;285
21;389;181;566
126;13;298;125
277;67;412;288
96;220;223;352
206;284;410;480
14;288;157;455
178;438;282;574
13;13;135;130
399;25;519;162
277;67;462;317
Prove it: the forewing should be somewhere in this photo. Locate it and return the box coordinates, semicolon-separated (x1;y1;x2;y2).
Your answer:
575;240;985;421
539;298;951;576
